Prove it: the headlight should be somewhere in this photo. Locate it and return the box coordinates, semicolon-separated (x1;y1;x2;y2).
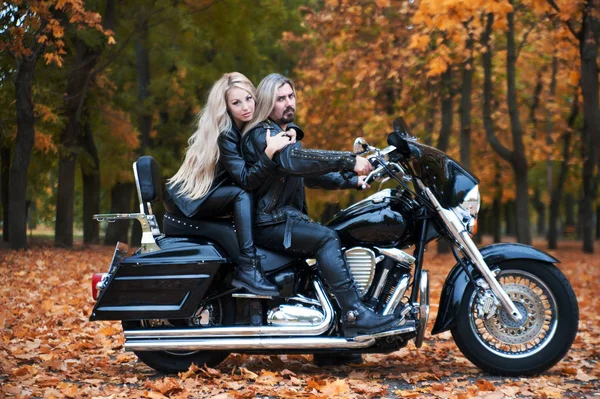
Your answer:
460;185;480;217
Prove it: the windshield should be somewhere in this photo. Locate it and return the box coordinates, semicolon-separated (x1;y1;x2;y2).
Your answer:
388;132;479;209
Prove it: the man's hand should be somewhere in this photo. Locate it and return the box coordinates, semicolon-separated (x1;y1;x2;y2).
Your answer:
354;156;373;175
357;175;370;190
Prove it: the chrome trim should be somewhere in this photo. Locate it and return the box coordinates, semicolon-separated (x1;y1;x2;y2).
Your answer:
133;160;144;214
267;305;325;326
468;269;558;359
232;293;273;299
418;182;522;322
382;274;410;315
124;280;333;339
344;247;376;295
371;268;390;300
94;213;161;253
288;294;321;307
375;247;416;266
358;323;416;340
340;189;394;214
414;270;430;348
132;161;145;213
124;336;376;352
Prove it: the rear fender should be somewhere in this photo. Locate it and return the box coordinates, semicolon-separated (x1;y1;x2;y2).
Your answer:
431;243;559;335
90;239;226;321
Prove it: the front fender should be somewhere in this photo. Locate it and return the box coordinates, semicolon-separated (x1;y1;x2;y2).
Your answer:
430;243;558;335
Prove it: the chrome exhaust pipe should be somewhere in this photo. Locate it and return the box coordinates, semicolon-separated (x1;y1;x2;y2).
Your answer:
124;280;333;339
125;336;376;352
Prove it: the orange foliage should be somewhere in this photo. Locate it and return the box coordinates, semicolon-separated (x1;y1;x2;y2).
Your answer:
2;1;107;67
33;131;57;153
0;241;598;397
104;107;140;151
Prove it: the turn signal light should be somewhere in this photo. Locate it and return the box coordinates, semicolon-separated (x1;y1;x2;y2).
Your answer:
468;217;478;236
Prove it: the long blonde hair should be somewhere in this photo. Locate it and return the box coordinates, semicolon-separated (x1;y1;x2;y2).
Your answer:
243;73;295;134
168;72;256;200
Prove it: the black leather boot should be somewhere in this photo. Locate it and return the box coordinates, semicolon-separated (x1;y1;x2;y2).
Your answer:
232;255;279;296
333;285;399;338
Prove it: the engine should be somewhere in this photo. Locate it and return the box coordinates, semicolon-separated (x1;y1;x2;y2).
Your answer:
344;246;415;313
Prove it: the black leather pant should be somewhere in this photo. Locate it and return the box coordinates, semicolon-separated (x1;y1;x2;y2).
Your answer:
191;186;256;257
254;218;353;291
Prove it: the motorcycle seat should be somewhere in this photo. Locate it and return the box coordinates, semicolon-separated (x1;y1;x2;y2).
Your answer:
163;213;297;272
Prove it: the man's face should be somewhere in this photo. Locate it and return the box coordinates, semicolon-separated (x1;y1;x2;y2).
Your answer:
269;83;296;126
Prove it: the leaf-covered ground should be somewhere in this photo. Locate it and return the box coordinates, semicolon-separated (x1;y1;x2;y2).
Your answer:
1;239;599;398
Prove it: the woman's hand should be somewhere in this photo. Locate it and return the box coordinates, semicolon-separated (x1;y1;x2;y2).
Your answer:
283;128;297;144
265;128;293;159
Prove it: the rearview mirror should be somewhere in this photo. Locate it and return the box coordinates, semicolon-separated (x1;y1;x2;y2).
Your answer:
353;137;370;155
392;117;411;137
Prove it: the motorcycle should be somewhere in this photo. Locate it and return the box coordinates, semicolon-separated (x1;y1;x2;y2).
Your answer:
89;117;578;376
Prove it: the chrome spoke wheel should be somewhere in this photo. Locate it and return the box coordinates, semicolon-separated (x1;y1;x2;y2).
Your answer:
468;269;558;359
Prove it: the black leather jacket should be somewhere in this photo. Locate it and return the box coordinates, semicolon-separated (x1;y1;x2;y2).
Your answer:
242;119;359;226
166;121;278;217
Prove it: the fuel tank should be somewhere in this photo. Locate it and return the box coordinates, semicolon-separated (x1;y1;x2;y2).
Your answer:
326;189;415;246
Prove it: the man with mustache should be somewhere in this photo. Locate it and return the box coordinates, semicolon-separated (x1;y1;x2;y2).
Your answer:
242;74;400;343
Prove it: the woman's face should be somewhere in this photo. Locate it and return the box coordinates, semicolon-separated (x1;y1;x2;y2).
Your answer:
227;87;255;128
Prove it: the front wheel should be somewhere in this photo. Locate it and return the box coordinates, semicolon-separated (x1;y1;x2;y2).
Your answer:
451;260;578;376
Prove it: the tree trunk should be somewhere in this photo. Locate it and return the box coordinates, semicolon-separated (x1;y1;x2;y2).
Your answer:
55;35;101;247
532;187;546;237
481;9;531;244
9;50;43;250
505;201;516;237
460;30;474;171
136;18;152;155
492;195;502;243
104;182;133;245
548;98;577;249
565;193;575;226
596;205;600;239
579;1;600;253
546;54;558;215
424;79;436;146
491;163;502;243
506;2;531;245
129;15;153;248
81;114;100;245
80;0;116;246
437;68;453;153
1;141;9;242
437;68;454;254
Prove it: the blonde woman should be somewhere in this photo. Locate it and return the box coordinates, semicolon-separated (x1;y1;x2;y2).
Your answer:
165;72;294;295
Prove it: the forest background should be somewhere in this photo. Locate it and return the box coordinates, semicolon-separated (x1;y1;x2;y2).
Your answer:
1;0;599;254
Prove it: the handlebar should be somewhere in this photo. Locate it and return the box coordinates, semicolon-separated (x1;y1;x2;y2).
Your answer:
360;151;411;190
362;163;385;189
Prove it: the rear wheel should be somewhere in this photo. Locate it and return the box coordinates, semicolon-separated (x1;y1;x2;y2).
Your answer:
451;260;578;376
122;295;235;373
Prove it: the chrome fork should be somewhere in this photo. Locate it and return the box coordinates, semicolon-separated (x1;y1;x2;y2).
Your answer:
418;183;522;322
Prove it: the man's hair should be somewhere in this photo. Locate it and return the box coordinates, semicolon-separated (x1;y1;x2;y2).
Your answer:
243;73;295;134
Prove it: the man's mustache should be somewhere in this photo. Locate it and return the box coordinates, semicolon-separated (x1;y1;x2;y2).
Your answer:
284;106;295;114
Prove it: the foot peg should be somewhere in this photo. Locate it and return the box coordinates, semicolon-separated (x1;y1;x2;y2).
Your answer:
354;321;417;341
231;292;275;300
